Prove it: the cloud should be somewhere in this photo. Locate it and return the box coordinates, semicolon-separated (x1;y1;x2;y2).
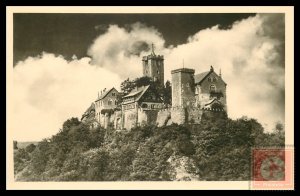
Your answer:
12;53;122;141
87;22;166;79
12;14;285;141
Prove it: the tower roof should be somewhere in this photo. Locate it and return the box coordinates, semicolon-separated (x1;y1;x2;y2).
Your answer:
171;68;195;74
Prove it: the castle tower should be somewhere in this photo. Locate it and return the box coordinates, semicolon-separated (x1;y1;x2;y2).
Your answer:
171;68;195;108
142;44;164;87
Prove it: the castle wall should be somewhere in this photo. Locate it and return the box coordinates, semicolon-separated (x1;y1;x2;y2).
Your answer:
186;107;203;124
156;108;171;126
171;107;186;124
114;111;122;130
137;108;148;126
196;93;211;109
122;102;138;130
138;109;159;127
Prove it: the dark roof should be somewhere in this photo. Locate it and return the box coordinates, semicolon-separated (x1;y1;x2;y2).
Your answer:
194;71;210;84
95;87;118;102
122;85;150;104
194;70;227;85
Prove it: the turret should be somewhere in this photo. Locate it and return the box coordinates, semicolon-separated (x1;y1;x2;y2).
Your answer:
142;44;164;88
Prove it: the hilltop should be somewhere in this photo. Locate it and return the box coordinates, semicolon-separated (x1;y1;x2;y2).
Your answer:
14;115;284;181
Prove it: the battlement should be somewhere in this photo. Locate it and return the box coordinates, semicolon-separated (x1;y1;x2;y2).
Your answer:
142;55;164;61
171;68;195;74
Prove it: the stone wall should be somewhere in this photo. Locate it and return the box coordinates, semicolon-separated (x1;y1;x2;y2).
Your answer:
114;111;122;130
138;109;159;126
171;107;186;124
122;102;138;130
186;107;203;124
156;108;171;126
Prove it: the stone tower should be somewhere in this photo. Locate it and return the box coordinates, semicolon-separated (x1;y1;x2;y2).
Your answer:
171;68;196;108
171;68;196;124
142;44;164;88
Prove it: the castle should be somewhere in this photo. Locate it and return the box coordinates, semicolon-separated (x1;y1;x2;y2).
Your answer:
81;45;227;130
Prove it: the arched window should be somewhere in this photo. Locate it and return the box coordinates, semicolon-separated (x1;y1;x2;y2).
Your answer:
142;103;148;108
108;100;112;105
210;85;216;92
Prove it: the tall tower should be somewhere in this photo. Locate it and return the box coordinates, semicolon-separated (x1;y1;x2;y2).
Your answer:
142;44;164;87
171;68;195;108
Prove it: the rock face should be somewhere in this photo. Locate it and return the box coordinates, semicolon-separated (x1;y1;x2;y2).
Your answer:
167;154;199;181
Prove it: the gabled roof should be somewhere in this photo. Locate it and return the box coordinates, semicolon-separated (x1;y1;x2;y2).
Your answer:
194;69;227;85
203;98;224;111
204;98;222;106
194;71;210;84
122;85;151;103
95;87;118;102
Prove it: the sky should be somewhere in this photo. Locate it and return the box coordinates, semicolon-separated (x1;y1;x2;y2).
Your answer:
12;13;285;141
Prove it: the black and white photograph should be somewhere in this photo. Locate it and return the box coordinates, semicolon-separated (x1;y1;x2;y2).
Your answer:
6;6;294;190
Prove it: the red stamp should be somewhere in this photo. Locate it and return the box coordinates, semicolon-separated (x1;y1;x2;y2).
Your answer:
251;147;294;190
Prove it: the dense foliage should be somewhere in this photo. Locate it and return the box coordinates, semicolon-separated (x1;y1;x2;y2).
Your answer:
14;116;284;181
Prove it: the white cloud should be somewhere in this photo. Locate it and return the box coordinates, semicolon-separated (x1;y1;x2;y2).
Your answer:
87;23;166;79
12;53;122;141
12;14;285;141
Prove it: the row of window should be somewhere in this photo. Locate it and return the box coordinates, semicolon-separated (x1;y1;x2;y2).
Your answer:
208;77;217;82
96;99;117;107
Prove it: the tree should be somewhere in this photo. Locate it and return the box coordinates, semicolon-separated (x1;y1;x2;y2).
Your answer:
25;143;36;153
135;76;152;87
13;141;18;150
120;78;135;95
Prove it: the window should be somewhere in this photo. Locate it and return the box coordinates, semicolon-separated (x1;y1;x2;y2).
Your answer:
208;77;211;82
115;100;117;105
112;92;116;96
108;100;112;105
210;85;216;92
213;77;217;82
142;103;148;108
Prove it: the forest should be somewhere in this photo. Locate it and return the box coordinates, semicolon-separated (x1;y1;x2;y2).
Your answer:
14;114;284;181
